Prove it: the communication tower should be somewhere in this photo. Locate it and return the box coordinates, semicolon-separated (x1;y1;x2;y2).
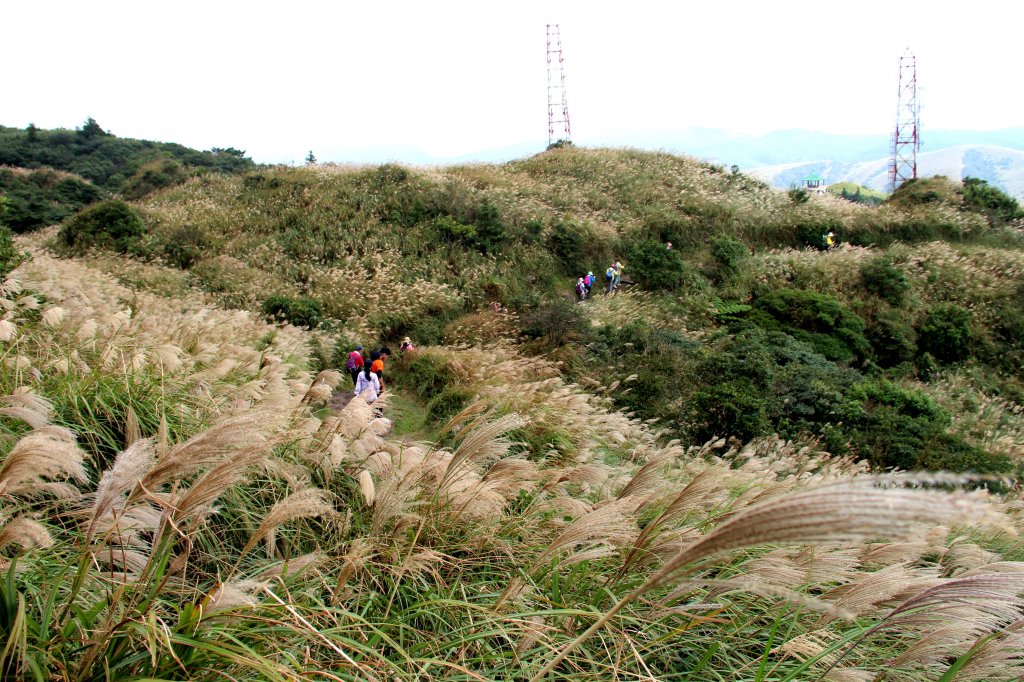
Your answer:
546;24;572;147
888;49;921;192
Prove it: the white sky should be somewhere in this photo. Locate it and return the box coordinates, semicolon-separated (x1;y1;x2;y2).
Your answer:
4;0;1022;164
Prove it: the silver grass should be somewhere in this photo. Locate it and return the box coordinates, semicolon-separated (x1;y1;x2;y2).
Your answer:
206;580;264;613
139;413;269;493
244;488;334;557
616;451;672;500
41;306;66;328
823;668;874;682
0;320;17;342
530;477;1002;681
0;516;53;550
169;447;269;523
88;437;158;539
0;427;87;496
358;471;375;506
820;564;942;623
256;551;325;581
879;572;1024;630
439;412;524;493
959;626;1024;681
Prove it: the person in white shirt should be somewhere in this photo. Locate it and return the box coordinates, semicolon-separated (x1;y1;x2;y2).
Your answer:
354;362;381;404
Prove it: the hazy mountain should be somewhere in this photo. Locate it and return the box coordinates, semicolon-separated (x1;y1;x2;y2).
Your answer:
748;144;1024;198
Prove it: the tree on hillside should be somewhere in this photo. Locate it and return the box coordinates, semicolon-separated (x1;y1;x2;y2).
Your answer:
78;117;108;139
305;150;317;165
26;123;38;143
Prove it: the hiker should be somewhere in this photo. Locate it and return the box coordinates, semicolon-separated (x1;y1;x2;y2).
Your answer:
353;361;381;404
605;263;616;294
613;260;623;290
371;347;390;392
576;277;587;301
345;345;364;386
584;271;594;296
826;231;835;249
400;336;417;352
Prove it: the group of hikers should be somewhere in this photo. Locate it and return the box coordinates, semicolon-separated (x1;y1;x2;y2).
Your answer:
576;260;624;301
345;337;417;406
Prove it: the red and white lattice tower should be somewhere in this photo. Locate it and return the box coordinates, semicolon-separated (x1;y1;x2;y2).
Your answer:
888;49;921;192
546;24;572;147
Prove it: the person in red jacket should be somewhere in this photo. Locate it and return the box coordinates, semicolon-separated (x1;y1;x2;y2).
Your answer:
345;345;364;386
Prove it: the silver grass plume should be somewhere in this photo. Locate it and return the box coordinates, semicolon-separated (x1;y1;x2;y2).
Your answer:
0;516;53;551
241;488;335;558
87;437;158;540
0;426;87;497
530;475;1003;681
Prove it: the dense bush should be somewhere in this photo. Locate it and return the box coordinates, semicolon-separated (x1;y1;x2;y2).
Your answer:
860;256;911;306
0;122;254;190
709;234;748;278
0;225;25;277
866;309;918;368
426;385;474;423
58;199;146;253
839;380;1011;474
121;159;190;200
261;295;323;328
163;225;211;269
625;239;702;291
961;176;1023;227
395;352;454;400
521;300;588;347
546;219;591;273
918;304;973;364
0;168;103;232
749;288;870;363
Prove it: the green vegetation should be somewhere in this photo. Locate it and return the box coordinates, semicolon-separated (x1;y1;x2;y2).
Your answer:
58;199;146;253
0;121;254;232
2;137;1024;680
828;181;886;206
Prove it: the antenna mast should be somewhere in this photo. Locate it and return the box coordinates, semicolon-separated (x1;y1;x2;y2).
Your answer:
546;24;572;147
888;48;921;192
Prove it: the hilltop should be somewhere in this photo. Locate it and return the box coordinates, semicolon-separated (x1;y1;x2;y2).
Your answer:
2;140;1024;680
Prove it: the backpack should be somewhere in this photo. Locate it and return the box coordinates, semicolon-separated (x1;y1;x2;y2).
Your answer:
346;351;361;370
606;267;615;280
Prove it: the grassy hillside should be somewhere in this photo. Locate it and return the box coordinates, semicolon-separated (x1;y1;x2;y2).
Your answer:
0;122;254;232
3;143;1024;679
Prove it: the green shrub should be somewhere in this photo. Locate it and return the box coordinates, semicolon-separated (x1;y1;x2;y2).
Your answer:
709;234;748;278
0;226;25;277
750;288;870;363
426;386;474;423
163;225;210;269
788;187;809;205
432;215;478;246
687;379;770;442
546;219;590;273
860;256;910;306
261;295;323;328
961;176;1023;227
397;352;454;400
840;379;1010;474
625;239;702;291
472;199;507;254
867;309;918;368
918;304;973;364
121;159;190;200
521;299;587;347
58;199;146;253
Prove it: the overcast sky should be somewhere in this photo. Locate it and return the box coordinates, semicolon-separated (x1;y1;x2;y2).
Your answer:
4;0;1022;164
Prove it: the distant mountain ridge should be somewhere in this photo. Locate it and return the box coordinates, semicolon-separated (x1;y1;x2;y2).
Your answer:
315;127;1024;199
748;144;1024;199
